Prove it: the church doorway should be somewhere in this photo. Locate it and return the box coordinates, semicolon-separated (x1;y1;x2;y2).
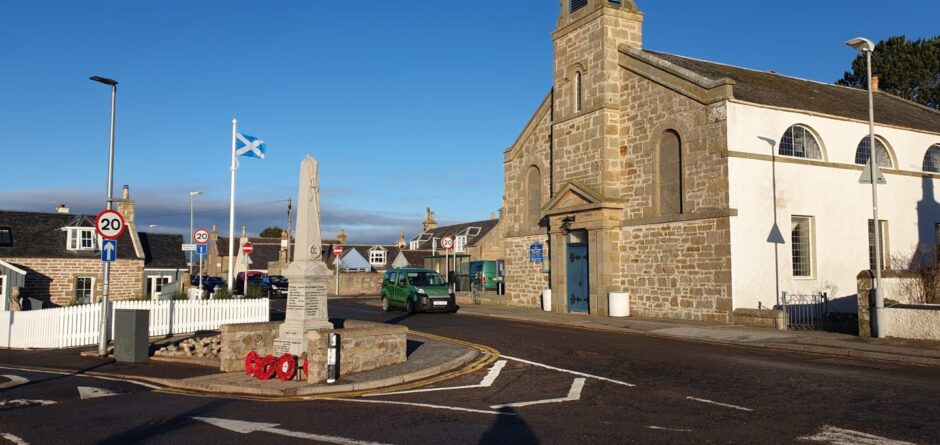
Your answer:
566;230;589;313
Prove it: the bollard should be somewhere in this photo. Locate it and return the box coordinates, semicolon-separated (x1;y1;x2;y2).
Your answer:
326;333;339;384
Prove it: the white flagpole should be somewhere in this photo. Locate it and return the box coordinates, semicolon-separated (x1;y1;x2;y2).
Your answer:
227;118;237;290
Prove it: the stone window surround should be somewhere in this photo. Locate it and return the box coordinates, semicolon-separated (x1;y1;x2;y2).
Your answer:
778;124;826;161
646;117;693;218
526;165;543;229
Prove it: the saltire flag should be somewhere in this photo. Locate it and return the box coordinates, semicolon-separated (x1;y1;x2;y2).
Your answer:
236;133;266;159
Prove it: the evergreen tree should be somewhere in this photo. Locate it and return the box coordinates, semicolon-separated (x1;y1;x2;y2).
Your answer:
837;35;940;110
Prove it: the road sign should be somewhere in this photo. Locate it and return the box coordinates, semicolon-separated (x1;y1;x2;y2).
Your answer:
529;242;544;263
101;239;117;262
859;161;887;185
333;246;343;256
196;244;208;255
242;242;253;254
95;209;126;240
440;237;454;250
193;228;210;245
182;244;197;251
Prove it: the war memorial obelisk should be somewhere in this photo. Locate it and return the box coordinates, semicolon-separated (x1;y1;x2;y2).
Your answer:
273;155;333;356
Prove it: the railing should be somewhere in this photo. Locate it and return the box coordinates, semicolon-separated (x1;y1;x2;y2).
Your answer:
781;291;828;330
1;298;269;349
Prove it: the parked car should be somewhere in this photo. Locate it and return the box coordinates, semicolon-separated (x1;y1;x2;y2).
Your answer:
380;268;458;314
199;276;226;293
235;271;265;294
262;275;289;298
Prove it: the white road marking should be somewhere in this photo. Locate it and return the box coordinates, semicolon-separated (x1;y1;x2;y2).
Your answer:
0;366;160;390
647;426;692;432
798;425;915;445
490;378;585;409
0;400;56;408
0;376;28;389
685;396;753;412
320;397;516;416
78;386;120;400
366;360;507;397
502;355;636;387
1;432;30;445
192;416;390;445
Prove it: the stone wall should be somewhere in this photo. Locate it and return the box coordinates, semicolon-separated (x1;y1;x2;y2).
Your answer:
618;218;732;323
305;320;407;384
857;270;940;340
503;234;550;308
5;257;145;306
733;308;785;330
218;321;281;372
329;272;382;296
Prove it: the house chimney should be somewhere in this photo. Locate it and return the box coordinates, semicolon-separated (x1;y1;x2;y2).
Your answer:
398;231;406;249
490;212;495;220
115;185;144;259
56;203;70;214
122;184;129;200
871;76;880;92
337;228;347;244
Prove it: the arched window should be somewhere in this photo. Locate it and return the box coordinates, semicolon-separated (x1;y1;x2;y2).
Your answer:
854;136;893;168
574;71;583;113
527;166;541;228
658;130;683;215
923;144;940;173
779;125;822;159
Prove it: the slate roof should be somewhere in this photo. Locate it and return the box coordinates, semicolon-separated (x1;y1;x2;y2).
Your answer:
216;236;288;268
0;210;139;260
410;219;500;250
643;49;940;134
138;233;187;269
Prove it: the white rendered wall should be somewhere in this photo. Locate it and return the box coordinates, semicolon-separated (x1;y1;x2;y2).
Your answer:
726;102;940;312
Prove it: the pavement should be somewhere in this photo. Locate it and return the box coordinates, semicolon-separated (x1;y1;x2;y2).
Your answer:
445;297;940;367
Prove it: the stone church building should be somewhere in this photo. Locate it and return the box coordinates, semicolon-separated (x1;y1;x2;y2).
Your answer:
502;0;940;322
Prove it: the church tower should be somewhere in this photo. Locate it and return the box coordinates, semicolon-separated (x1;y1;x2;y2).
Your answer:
552;0;643;197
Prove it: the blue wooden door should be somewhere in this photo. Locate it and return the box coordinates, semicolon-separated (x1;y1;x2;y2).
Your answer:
566;244;589;313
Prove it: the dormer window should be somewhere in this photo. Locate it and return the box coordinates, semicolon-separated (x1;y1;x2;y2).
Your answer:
455;235;467;253
0;228;11;247
67;228;97;251
369;247;387;265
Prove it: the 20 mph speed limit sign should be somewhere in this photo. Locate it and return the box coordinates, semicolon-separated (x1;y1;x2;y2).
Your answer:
440;236;454;250
193;228;210;244
95;209;127;240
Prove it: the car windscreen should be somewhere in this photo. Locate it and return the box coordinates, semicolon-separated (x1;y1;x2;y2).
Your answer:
407;272;445;286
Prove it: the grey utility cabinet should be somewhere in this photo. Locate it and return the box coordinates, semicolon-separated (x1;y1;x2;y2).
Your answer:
113;309;149;363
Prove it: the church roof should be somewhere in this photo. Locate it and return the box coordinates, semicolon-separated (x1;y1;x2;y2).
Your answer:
643;49;940;134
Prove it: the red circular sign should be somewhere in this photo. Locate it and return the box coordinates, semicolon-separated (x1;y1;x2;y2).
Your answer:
333;246;343;256
95;209;127;240
242;242;253;254
193;228;210;245
440;236;454;250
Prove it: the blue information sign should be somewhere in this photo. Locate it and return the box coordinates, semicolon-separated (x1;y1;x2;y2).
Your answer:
101;239;117;262
529;242;544;263
196;243;208;254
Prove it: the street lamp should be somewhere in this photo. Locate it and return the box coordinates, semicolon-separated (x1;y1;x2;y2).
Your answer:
90;75;118;358
846;37;884;338
189;191;203;276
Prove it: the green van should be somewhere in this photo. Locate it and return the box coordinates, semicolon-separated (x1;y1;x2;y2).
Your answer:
381;268;458;314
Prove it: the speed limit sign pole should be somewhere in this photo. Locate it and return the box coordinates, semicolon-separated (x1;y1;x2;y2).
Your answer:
95;208;126;358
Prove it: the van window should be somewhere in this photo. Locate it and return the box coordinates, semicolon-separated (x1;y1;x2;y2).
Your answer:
407;271;445;286
385;271;395;283
397;272;407;287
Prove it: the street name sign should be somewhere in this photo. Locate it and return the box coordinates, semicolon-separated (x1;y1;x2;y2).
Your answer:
95;209;126;240
181;244;197;251
101;239;117;262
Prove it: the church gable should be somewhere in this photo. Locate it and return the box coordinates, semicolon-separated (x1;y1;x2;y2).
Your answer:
542;182;623;216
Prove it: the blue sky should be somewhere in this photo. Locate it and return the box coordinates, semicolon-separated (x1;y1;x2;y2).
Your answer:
1;1;937;243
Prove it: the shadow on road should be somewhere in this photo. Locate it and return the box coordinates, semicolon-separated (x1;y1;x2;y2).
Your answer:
479;407;539;444
91;399;232;445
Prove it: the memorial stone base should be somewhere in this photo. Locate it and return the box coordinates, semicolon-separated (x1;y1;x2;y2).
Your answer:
273;261;333;356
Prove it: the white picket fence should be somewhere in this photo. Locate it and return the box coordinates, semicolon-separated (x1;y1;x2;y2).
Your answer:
0;299;270;349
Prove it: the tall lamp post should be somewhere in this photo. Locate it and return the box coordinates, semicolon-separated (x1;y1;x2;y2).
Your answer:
90;75;118;357
189;191;203;276
846;37;884;338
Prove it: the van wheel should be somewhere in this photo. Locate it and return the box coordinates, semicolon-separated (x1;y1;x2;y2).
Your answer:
405;299;415;315
381;296;390;312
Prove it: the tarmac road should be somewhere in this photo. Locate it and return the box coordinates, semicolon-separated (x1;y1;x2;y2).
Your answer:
0;297;938;444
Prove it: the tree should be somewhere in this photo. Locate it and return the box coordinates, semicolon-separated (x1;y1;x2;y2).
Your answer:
259;226;284;238
837;35;940;110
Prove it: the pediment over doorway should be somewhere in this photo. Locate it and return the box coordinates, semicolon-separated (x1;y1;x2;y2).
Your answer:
542;182;624;216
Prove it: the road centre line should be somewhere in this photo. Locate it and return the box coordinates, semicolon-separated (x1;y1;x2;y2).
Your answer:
365;360;506;397
647;426;692;432
490;378;584;409
501;355;636;387
0;366;161;390
685;396;753;412
320;397;516;416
